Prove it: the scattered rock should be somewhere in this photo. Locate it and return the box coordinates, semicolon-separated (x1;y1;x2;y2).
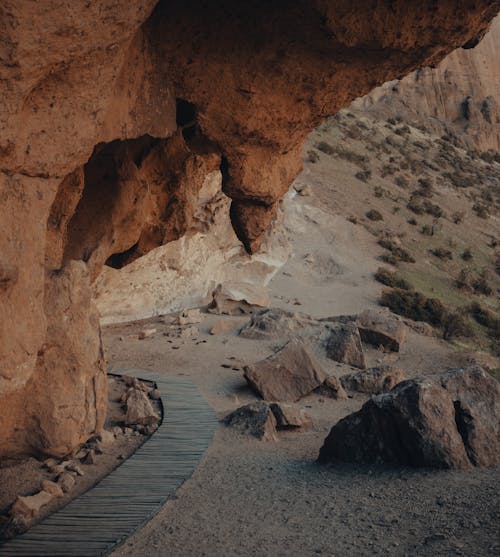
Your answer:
66;463;84;476
208;282;270;315
244;339;326;402
149;389;161;400
180;325;198;338
239;308;312;340
10;491;53;521
269;403;312;430
177;308;203;325
357;309;408;352
319;366;500;469
125;388;160;426
98;429;115;447
83;449;96;465
58;472;76;493
138;328;157;340
43;458;57;469
315;376;349;400
324;322;366;369
209;319;236;335
340;365;404;395
41;480;64;498
223;402;278;441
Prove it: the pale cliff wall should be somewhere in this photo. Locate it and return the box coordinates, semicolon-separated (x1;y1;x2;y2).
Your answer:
353;16;500;152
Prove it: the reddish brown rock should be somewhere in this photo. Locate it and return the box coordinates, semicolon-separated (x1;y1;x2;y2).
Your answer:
357;309;408;352
315;376;349;401
319;366;500;469
1;0;498;458
223;402;278;441
269;403;312;431
324;322;366;369
244;340;326;402
341;365;405;395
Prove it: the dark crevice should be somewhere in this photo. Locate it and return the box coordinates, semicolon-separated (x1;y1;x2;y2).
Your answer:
453;400;476;466
176;98;198;142
105;242;140;269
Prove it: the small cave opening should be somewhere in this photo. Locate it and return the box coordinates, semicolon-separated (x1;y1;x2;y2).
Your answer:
176;98;198;142
59;135;160;276
105;242;140;269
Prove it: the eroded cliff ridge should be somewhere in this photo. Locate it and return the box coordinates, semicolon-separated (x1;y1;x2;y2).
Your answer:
1;0;498;457
354;15;500;152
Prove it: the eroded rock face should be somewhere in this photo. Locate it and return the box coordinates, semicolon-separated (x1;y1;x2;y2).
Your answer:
1;0;498;457
319;367;500;469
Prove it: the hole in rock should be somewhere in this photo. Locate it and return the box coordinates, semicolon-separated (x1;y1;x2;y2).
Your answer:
105;242;140;269
62;135;159;271
176;98;197;141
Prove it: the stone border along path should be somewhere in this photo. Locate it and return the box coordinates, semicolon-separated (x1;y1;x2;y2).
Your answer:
0;369;217;557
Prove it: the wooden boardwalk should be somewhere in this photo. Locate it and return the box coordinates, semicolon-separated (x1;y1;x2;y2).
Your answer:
0;369;217;557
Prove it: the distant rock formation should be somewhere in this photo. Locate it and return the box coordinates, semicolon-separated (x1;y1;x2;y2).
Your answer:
352;16;500;152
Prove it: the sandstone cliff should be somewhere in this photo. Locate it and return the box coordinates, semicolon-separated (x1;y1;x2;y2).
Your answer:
1;0;498;458
353;15;500;152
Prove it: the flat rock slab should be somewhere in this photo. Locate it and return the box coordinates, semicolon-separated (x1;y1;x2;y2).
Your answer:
244;339;326;402
0;370;217;557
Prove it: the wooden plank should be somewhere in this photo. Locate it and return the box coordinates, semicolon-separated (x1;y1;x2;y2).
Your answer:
0;370;216;557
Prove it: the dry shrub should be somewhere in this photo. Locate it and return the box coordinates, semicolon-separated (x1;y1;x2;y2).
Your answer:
356;170;372;182
306;150;319;163
378;239;416;263
374;268;411;290
461;248;473;261
380;288;446;326
366;209;383;221
430;248;453;260
442;310;475;340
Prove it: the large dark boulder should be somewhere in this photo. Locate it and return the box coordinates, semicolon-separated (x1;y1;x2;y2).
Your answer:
319;367;500;469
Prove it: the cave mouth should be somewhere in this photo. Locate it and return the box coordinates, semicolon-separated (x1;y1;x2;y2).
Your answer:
176;98;198;142
105;242;140;269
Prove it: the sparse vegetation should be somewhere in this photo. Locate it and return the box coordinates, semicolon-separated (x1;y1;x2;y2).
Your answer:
378;238;416;263
472;203;490;219
355;169;372;182
430;247;453;260
442;309;474;340
380;288;446;326
366;209;383;221
452;211;465;224
374;268;411;290
461;248;473;261
394;175;409;189
472;270;493;296
407;196;444;218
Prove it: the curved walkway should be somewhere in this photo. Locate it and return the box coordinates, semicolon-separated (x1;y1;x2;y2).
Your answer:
0;369;217;557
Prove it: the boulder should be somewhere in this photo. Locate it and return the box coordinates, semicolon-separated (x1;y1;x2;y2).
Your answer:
223;402;278;441
357;309;408;352
324;322;366;369
177;308;203;325
125;388;160;426
58;472;76;493
11;491;53;521
340;365;404;394
209;319;236;335
138;328;156;339
269;403;312;430
208;282;270;315
239;308;313;340
41;480;64;498
319;366;500;469
315;376;349;400
243;340;326;402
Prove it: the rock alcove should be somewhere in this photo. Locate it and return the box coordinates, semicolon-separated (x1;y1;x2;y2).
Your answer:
0;0;498;457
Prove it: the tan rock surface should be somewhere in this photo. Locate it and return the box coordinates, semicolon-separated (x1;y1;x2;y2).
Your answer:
244;340;326;402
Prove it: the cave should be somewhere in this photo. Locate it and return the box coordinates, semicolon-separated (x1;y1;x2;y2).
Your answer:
0;0;498;460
